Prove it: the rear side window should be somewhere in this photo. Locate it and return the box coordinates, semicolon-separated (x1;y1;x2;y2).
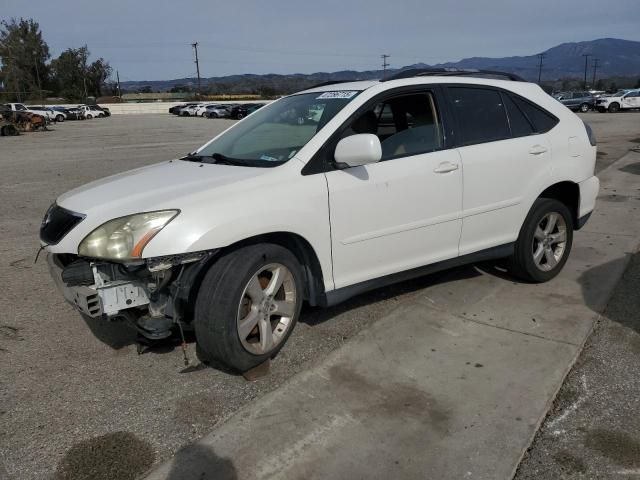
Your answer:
510;95;559;133
502;93;534;137
448;87;510;145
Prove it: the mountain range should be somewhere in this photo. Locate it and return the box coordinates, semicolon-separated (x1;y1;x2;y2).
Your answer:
120;38;640;93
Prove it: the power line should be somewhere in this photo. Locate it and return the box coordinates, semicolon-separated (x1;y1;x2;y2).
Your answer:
192;42;201;95
381;54;390;80
537;53;545;84
582;53;592;89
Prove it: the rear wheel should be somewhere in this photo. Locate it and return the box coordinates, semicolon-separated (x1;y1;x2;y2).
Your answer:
55;114;65;122
579;103;590;113
236;113;244;120
195;244;303;372
608;102;620;113
509;198;573;283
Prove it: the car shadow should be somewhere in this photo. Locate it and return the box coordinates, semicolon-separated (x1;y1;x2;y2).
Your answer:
577;252;640;334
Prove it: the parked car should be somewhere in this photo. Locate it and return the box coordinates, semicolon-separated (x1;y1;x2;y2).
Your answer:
195;103;214;117
4;103;54;121
77;105;107;119
204;104;232;118
41;70;599;372
94;105;111;117
169;103;198;115
52;106;84;121
229;103;264;119
555;91;594;112
595;89;640;112
179;104;203;116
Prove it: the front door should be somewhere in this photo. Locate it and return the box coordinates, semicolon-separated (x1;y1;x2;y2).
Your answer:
325;90;463;289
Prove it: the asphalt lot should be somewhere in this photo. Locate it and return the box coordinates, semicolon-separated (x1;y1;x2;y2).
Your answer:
1;111;639;480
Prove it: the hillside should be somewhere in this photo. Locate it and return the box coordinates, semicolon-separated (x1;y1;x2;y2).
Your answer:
120;38;640;93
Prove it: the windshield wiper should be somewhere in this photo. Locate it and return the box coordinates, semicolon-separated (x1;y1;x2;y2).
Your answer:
209;153;247;166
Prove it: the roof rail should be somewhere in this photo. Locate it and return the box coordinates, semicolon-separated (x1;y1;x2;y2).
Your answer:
383;68;526;82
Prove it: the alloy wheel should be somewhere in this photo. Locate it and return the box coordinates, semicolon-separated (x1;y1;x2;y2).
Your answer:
532;212;567;272
236;263;297;355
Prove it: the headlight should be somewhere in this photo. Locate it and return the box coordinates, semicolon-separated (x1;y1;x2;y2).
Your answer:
78;210;179;260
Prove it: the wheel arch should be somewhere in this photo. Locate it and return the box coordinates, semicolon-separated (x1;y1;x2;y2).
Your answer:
185;232;328;316
537;181;580;229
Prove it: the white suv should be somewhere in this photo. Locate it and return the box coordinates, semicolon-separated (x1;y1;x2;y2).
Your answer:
41;69;599;372
595;89;640;112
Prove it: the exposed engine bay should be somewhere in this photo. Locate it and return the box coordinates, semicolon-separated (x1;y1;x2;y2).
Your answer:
47;251;216;340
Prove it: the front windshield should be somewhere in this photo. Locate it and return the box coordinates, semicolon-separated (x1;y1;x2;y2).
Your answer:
195;91;359;166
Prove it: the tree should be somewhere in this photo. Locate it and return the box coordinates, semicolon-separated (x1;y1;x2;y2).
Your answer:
0;18;50;101
170;84;191;93
86;58;112;97
50;46;89;101
139;85;153;94
50;46;112;101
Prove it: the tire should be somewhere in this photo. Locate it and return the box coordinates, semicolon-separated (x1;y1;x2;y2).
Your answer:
608;102;620;113
236;113;244;120
597;107;606;113
509;198;574;283
579;103;590;113
55;114;65;122
2;125;19;136
98;113;104;118
194;244;304;372
86;114;93;119
210;112;218;118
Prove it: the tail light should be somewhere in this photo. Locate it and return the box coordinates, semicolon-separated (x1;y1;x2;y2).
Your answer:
583;120;597;146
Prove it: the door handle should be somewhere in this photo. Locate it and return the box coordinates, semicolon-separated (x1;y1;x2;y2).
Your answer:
529;145;548;155
433;161;459;173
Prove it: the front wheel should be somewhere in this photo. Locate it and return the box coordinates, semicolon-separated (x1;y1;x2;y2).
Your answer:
608;102;620;113
579;103;590;113
195;244;303;372
56;114;65;122
86;114;93;119
509;198;573;283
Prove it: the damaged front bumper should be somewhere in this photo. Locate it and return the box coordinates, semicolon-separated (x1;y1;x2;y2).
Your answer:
47;251;215;339
47;254;151;317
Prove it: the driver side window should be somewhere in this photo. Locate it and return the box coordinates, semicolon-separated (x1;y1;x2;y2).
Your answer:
343;91;443;161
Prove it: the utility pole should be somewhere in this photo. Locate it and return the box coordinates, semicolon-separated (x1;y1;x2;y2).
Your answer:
582;53;592;89
591;58;600;88
116;70;122;101
192;42;201;96
537;53;545;84
381;54;390;80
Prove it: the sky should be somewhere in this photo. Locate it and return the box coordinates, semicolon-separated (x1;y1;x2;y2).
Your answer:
1;0;639;82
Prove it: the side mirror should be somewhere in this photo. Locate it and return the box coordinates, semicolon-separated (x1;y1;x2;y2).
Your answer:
334;134;382;168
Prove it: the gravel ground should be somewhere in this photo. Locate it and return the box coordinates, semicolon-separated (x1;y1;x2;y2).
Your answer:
0;111;638;480
516;111;640;480
515;249;640;480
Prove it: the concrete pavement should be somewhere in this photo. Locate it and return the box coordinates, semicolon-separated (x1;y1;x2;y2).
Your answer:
145;150;640;479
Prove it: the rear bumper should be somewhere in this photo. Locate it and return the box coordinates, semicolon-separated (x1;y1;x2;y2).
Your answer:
578;175;600;220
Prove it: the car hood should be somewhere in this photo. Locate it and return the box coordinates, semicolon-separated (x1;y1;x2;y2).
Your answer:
57;160;271;218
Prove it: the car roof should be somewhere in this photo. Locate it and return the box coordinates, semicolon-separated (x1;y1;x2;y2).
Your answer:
298;76;541;95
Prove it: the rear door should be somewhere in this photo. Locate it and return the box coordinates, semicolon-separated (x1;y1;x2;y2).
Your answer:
447;86;555;255
621;90;640;109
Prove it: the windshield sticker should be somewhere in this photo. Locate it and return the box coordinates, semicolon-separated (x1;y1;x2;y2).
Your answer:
259;154;280;162
316;91;358;100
